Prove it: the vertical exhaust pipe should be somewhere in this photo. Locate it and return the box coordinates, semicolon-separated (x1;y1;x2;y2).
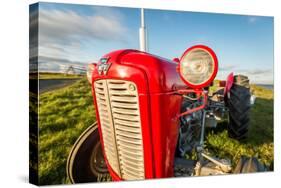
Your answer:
139;8;147;52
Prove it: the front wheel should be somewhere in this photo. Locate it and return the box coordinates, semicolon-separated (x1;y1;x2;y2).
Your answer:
226;75;251;140
233;156;267;173
66;122;111;183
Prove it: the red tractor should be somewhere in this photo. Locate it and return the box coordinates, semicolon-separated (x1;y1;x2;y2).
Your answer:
67;45;264;183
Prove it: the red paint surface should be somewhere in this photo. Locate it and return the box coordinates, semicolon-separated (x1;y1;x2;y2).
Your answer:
90;49;186;180
224;72;234;96
90;46;218;180
176;89;208;118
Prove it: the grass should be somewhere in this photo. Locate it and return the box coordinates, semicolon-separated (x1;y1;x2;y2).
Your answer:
39;72;84;80
205;84;273;167
38;78;95;185
29;92;39;182
37;78;273;185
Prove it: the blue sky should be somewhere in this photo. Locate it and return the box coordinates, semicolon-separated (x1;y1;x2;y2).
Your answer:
32;2;274;84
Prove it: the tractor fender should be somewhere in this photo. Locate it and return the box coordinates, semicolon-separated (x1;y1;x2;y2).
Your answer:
224;72;234;98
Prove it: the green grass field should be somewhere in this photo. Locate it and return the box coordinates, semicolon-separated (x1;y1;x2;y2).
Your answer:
37;78;273;185
38;78;95;185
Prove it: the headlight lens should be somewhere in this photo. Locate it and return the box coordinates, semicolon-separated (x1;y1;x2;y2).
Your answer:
179;45;218;88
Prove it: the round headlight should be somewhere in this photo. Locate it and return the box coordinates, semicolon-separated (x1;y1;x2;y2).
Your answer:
179;45;218;88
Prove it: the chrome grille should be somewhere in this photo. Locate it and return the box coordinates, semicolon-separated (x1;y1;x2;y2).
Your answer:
94;79;144;180
94;80;121;176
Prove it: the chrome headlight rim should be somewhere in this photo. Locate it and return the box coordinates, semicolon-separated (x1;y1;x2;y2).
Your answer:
179;45;218;89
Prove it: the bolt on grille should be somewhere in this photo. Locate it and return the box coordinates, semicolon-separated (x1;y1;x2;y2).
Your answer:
94;79;145;180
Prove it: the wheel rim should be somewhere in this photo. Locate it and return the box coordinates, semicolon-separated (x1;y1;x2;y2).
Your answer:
90;141;108;175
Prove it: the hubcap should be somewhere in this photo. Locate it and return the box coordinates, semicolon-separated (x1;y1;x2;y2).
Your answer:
90;141;109;175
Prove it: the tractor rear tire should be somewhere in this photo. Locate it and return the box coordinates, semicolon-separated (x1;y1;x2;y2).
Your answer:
227;75;251;140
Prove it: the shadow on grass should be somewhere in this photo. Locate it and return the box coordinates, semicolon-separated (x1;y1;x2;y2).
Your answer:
247;97;273;146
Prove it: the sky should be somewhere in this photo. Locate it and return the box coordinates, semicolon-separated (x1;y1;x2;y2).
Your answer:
30;2;274;84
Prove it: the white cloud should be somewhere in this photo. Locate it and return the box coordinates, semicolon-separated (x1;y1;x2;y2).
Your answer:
39;8;127;44
38;56;87;72
248;16;258;23
233;68;272;76
34;7;129;72
220;64;236;71
216;64;273;84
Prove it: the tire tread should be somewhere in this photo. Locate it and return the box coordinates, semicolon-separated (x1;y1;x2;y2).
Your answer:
227;75;251;140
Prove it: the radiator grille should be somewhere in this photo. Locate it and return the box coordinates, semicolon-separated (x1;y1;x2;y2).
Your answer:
94;79;145;180
94;80;121;176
